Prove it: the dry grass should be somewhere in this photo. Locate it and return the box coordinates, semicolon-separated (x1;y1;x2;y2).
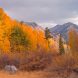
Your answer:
0;70;43;78
0;53;78;78
0;70;78;78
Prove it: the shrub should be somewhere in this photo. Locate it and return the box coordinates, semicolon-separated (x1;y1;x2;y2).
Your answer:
19;51;52;71
0;54;10;69
51;54;75;71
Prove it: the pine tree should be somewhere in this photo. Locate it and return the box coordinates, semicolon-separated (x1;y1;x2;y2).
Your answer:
59;34;65;55
45;27;52;48
45;27;52;39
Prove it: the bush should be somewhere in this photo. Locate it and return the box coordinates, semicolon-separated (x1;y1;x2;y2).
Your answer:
0;53;20;69
19;51;52;71
49;53;75;71
0;54;10;69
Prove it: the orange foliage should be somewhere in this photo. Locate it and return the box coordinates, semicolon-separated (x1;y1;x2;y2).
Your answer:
0;8;50;53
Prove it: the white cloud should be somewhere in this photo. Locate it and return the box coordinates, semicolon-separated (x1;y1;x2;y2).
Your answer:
1;0;78;28
65;15;78;25
38;22;57;28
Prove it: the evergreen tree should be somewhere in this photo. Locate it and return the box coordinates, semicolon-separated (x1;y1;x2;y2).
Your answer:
45;27;52;39
45;27;52;48
59;34;65;55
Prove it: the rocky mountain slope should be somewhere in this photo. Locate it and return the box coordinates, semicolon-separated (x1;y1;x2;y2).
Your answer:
50;22;78;41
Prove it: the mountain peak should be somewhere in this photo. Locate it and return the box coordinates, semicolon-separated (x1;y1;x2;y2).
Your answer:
25;22;38;27
64;22;74;24
50;22;78;41
63;22;76;26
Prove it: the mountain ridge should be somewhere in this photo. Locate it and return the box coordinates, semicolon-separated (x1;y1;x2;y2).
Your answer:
50;22;78;41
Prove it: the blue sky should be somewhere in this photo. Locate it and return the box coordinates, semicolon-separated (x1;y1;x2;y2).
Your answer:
0;0;78;28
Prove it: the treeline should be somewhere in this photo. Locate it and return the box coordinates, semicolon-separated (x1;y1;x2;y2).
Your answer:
0;8;53;70
0;8;78;71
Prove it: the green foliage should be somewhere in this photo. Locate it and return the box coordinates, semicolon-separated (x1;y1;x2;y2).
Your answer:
45;27;53;48
59;34;65;55
45;27;52;39
9;26;30;52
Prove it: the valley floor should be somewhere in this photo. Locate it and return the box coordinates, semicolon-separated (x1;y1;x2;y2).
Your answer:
0;70;78;78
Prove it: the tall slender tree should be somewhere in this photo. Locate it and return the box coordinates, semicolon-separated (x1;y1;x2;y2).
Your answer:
45;27;52;48
68;29;78;53
59;34;65;55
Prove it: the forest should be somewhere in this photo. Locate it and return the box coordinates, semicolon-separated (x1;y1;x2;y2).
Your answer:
0;8;78;78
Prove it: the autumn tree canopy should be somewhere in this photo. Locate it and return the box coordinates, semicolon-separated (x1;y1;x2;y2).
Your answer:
0;8;51;53
9;26;31;53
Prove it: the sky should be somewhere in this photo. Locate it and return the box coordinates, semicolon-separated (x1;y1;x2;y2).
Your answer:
0;0;78;28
